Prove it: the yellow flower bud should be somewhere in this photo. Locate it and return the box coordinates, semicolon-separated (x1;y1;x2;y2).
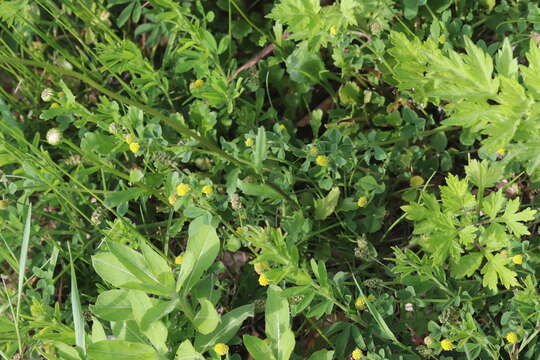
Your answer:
129;142;140;153
191;79;204;89
245;138;254;147
329;25;337;37
258;274;270;286
168;194;177;205
351;348;363;359
512;254;523;265
174;255;183;265
357;196;368;207
315;155;329;167
214;343;229;356
410;175;424;188
506;332;518;344
202;185;213;195
309;146;318;156
440;339;453;351
176;183;190;196
355;296;366;310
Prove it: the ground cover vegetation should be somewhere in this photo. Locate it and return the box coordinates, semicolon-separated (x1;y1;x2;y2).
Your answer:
0;0;540;359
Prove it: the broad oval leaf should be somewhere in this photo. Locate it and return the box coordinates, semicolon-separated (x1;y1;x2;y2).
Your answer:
87;340;159;360
93;289;133;321
193;298;220;335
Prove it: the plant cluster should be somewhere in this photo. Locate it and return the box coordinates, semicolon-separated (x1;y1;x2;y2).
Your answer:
0;0;539;359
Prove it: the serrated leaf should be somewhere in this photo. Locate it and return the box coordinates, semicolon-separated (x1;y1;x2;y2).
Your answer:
440;174;476;212
481;253;518;290
497;198;537;237
465;159;503;189
482;190;506;219
496;38;518;79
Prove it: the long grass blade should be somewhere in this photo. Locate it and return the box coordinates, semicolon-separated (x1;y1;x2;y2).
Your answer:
68;243;86;353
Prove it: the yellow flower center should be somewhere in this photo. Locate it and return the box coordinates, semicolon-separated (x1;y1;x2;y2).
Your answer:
214;343;229;356
315;155;329;167
176;183;190;196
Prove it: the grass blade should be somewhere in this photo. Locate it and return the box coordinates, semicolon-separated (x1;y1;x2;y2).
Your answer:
69;243;86;353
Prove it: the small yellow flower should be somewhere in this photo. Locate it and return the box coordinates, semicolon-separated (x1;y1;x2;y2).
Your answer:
506;332;518;344
329;25;337;37
174;255;183;265
176;183;190;196
410;175;424;188
245;138;254;147
129;142;140;153
202;185;213;195
439;34;446;44
254;262;269;274
512;254;523;265
236;226;243;234
125;134;134;144
278;124;286;130
351;348;363;359
258;273;270;286
440;339;454;351
191;79;204;89
497;148;505;156
315;155;329;167
168;194;177;205
357;196;368;208
214;343;229;356
355;296;366;310
309;146;318;156
50;103;60;109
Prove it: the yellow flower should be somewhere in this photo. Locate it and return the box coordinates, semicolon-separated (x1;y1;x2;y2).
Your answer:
245;138;254;147
329;25;337;37
50;103;60;109
191;79;204;89
497;148;505;156
258;274;270;286
351;348;363;359
129;142;140;153
309;146;318;156
357;196;368;208
168;194;177;205
176;183;190;196
254;262;269;274
439;34;446;44
214;343;229;356
440;339;454;351
355;296;366;310
279;124;286;130
410;175;424;188
202;185;213;195
174;255;183;265
506;332;518;344
125;134;134;144
316;155;329;167
512;254;523;265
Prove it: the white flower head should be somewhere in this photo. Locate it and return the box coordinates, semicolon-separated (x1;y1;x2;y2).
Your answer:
46;128;63;146
405;303;414;312
41;88;54;102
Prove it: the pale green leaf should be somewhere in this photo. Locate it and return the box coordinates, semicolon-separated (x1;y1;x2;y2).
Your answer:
194;298;220;335
87;340;159;360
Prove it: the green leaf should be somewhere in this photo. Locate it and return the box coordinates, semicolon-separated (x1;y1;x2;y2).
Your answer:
141;298;180;330
496;38;518;79
238;180;283;200
87;340;159;360
465;159;503;189
175;340;204;360
128;290;168;352
69;249;86;353
286;42;326;88
104;188;145;208
195;304;254;351
254;127;267;174
243;335;276;360
481;253;518;291
91;317;107;343
497;198;537;237
194;298;220;335
308;350;335;360
314;187;340;220
265;285;292;359
440;174;475;212
482;190;505;220
267;0;321;41
176;223;220;293
139;240;175;291
93;289;133;321
278;329;295;360
452;252;483;278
